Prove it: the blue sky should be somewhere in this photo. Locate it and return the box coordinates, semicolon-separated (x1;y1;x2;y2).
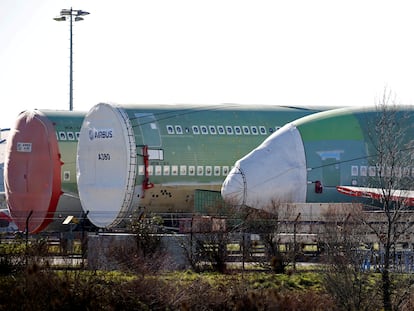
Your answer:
1;0;414;129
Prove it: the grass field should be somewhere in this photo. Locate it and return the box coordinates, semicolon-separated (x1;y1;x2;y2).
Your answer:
0;265;338;310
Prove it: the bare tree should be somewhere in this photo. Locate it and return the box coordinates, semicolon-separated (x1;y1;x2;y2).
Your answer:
364;90;414;310
243;201;299;273
320;204;381;311
178;215;229;273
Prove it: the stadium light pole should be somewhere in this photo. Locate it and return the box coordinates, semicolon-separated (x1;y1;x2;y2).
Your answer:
54;8;90;111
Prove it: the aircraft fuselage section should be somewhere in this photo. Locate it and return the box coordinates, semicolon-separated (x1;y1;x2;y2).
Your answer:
77;103;330;228
222;106;414;209
4;110;85;233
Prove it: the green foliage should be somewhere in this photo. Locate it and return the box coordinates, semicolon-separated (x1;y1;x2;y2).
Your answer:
129;212;163;258
0;239;26;275
0;241;25;255
3;268;414;310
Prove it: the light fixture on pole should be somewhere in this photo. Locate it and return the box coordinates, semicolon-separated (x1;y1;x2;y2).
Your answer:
54;8;90;111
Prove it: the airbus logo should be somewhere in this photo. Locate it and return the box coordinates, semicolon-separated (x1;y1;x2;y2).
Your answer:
88;128;113;141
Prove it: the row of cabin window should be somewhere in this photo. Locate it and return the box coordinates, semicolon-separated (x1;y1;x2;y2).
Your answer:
351;165;414;178
57;124;282;140
55;124;280;141
138;165;231;177
166;125;281;136
57;131;80;141
63;165;231;182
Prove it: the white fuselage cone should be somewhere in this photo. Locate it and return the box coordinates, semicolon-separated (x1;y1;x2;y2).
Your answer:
221;123;307;209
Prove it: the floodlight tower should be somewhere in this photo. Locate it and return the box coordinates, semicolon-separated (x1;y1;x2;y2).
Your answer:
54;8;90;111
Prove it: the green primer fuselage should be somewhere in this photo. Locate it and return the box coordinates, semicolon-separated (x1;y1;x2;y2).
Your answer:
47;110;86;195
77;103;332;227
128;105;327;213
293;106;414;203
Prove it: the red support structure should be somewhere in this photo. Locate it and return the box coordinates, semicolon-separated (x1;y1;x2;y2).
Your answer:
142;145;154;196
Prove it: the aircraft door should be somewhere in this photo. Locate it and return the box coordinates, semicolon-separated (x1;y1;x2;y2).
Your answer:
316;150;342;189
135;113;162;148
322;158;340;187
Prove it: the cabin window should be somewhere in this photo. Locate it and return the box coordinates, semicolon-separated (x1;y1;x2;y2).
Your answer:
205;166;212;176
192;126;200;134
147;166;154;176
242;126;250;135
175;126;183;134
201;126;208;134
163;166;170;175
259;126;267;135
155;166;162;175
63;171;70;181
166;125;174;134
189;166;195;176
217;126;225;134
226;126;234;135
67;132;75;140
171;165;178;175
222;166;229;175
209;126;217;135
351;166;358;176
385;166;392;177
251;126;258;135
360;166;367;176
59;131;67;140
180;166;187;175
234;126;242;135
214;166;221;176
197;166;204;176
138;165;145;175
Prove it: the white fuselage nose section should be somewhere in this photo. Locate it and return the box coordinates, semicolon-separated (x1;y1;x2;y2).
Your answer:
221;123;307;210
